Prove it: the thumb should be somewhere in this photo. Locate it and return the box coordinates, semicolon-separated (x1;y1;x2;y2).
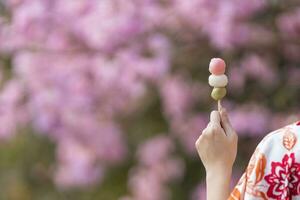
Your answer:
220;108;235;136
210;110;221;125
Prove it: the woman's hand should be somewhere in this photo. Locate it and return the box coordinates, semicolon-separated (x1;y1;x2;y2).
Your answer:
195;108;238;173
195;108;238;200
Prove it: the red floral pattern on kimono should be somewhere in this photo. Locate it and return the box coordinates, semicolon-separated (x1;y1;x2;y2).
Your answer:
229;121;300;200
265;153;300;199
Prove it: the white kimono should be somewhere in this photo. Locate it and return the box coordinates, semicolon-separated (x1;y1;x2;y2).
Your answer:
229;121;300;200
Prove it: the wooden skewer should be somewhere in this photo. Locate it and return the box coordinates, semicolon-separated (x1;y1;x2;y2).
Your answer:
218;100;222;112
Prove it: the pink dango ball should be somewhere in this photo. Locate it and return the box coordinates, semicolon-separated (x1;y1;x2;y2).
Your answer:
209;58;226;75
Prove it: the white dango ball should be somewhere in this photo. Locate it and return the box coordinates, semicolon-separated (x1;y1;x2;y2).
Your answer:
208;74;228;88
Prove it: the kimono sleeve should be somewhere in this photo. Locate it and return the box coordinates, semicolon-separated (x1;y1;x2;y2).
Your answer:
228;122;300;200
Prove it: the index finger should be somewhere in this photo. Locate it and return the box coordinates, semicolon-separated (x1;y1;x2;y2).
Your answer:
220;107;235;136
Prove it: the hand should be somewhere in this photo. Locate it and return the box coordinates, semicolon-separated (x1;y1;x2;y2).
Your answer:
195;108;238;173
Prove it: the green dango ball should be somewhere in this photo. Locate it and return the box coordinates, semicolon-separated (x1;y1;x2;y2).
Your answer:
211;87;226;101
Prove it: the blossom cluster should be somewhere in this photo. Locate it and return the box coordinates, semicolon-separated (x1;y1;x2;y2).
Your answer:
121;135;184;200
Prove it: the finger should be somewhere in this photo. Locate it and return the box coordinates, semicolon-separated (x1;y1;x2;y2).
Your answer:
201;127;212;137
210;110;221;126
209;120;227;138
220;107;235;136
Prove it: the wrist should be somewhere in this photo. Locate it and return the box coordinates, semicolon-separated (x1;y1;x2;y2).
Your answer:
205;166;232;200
206;165;232;179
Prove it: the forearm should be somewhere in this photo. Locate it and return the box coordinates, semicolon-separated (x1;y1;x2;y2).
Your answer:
206;168;232;200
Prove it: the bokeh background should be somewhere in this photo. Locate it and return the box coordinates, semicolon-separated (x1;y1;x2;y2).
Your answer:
0;0;300;199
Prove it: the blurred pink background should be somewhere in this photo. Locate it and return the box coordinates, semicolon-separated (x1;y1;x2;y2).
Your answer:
0;0;299;199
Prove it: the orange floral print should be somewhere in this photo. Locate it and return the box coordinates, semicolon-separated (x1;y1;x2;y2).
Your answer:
228;188;241;200
283;128;297;150
254;153;266;185
228;149;267;200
